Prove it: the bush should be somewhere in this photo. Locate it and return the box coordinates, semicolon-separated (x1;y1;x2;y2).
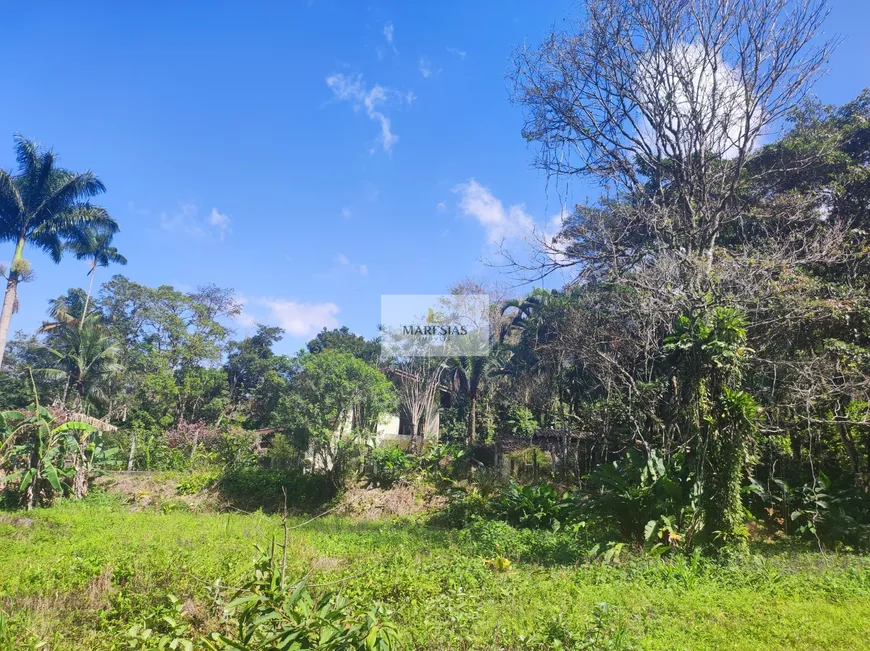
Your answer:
492;481;574;530
459;518;582;564
747;472;870;550
434;490;491;528
176;471;220;496
205;545;399;650
582;448;698;548
459;519;527;559
219;468;335;513
366;446;413;487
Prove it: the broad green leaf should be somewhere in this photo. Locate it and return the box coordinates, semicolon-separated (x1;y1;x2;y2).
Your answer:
44;463;62;491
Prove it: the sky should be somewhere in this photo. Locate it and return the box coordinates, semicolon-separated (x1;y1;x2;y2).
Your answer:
0;1;868;354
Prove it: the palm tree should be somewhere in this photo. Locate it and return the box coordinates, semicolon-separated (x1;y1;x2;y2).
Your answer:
40;310;123;412
0;135;116;369
448;355;492;446
65;227;126;328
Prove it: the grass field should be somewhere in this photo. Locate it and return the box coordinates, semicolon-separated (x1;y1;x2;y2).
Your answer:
1;491;869;650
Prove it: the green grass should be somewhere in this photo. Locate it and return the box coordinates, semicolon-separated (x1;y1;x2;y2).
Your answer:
1;494;869;650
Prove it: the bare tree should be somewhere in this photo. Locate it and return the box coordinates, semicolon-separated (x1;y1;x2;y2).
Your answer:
510;0;835;282
392;359;445;454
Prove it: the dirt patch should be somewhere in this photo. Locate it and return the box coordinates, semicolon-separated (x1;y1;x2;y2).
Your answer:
95;472;223;512
333;480;446;520
86;565;114;609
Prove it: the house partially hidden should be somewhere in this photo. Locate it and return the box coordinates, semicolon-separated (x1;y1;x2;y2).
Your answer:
255;369;452;457
375;367;452;448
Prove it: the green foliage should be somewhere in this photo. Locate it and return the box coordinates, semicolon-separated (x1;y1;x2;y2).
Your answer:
583;448;698;548
748;473;869;550
5;501;870;649
123;593;193;650
365;446;413;488
0;406;100;508
502;405;538;438
519;604;634;650
305;326;380;365
276;350;395;486
492;481;573;530
175;472;220;496
218;468;335;513
206;545;398;650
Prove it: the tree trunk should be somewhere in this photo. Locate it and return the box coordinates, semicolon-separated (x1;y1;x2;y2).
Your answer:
72;448;88;499
410;418;420;455
127;433;137;471
835;411;863;490
467;393;477;447
80;260;97;329
0;237;25;370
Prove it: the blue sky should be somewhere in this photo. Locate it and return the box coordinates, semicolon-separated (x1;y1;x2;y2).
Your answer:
1;1;868;354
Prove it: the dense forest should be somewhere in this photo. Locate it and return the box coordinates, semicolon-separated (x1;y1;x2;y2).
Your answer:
2;0;870;649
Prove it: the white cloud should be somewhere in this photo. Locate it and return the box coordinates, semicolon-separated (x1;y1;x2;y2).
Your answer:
446;47;466;59
160;203;230;240
234;310;258;328
436;201;446;212
260;299;340;337
541;208;572;265
383;21;394;45
636;42;758;159
326;73;411;153
335;252;369;275
208;207;230;240
453;179;535;244
419;57;432;78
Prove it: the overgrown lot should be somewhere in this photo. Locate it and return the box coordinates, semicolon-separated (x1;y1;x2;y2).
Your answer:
1;494;869;650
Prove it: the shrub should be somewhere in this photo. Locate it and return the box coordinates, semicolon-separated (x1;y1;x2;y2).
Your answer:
492;481;573;530
747;472;870;550
435;490;491;528
459;519;527;559
219;468;334;513
366;446;413;487
582;448;698;548
205;545;399;650
459;518;582;564
176;471;220;496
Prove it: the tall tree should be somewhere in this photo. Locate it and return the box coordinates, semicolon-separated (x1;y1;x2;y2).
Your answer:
0;136;115;368
41;313;124;412
509;0;836;546
65;226;127;329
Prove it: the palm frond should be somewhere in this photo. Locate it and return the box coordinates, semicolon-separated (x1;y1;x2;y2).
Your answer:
0;168;24;238
31;173;106;229
12;135;41;176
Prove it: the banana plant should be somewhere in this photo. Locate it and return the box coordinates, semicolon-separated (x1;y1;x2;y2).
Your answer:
0;406;97;509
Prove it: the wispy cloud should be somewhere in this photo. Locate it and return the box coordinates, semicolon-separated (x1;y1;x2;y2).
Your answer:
383;21;394;45
446;47;466;59
236;297;340;337
454;179;570;265
419;57;432;78
326;73;412;153
159;203;230;240
335;252;369;275
453;179;535;244
208;208;230;240
262;299;340;336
